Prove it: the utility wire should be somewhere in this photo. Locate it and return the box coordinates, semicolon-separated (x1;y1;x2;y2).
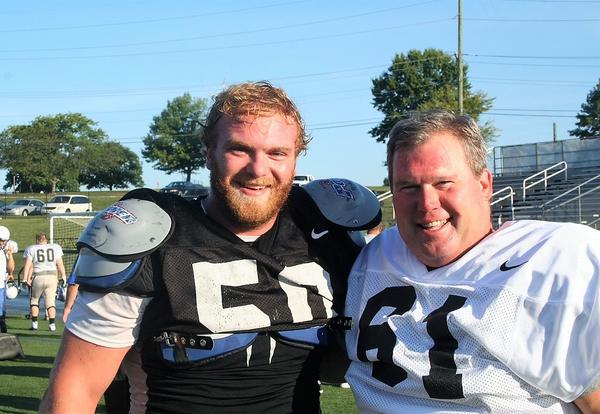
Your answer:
485;112;575;118
464;17;600;22
503;0;600;4
467;53;600;60
0;56;595;100
492;107;576;112
0;19;452;61
5;108;582;146
0;1;440;53
468;60;600;68
0;58;451;99
0;0;312;33
472;76;594;85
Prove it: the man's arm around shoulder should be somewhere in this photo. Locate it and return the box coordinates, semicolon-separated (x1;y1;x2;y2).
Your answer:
39;331;130;414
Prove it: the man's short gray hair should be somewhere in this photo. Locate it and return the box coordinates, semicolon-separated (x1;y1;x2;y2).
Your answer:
386;110;487;187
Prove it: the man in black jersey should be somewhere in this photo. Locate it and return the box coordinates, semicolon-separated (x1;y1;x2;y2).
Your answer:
41;81;378;413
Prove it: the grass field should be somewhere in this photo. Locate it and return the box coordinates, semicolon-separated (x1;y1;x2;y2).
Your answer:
0;316;78;414
0;314;357;413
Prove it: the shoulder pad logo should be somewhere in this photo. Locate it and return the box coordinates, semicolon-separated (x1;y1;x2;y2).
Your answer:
101;202;138;225
327;179;355;201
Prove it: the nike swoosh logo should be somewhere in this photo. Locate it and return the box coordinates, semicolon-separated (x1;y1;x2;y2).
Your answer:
311;229;329;240
500;260;528;272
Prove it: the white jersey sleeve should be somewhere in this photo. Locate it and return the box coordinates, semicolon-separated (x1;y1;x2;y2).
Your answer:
0;249;7;285
7;240;17;254
23;245;34;260
345;221;600;413
66;290;151;348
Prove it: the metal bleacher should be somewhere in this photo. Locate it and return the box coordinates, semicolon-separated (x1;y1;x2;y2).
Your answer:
490;137;600;229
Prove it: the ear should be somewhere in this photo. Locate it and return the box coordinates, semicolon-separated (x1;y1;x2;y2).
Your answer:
479;168;493;201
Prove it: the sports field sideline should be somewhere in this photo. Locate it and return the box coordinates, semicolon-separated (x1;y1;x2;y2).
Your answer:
0;295;357;413
0;212;359;413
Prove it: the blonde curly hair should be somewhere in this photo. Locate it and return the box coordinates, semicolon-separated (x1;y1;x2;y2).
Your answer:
201;81;310;156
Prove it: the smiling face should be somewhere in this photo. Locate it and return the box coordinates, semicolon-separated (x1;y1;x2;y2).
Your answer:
205;114;297;236
391;131;493;268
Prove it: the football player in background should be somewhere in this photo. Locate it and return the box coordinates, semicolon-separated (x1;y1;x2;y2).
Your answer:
40;81;380;413
0;225;16;333
345;110;600;413
364;222;384;244
23;232;67;331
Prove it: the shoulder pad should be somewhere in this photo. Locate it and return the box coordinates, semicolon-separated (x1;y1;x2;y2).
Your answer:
298;178;381;230
72;248;145;292
77;198;173;260
73;196;172;293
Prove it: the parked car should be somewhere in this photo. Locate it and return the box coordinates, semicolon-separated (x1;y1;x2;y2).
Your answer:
1;199;44;216
182;186;209;201
292;174;315;187
41;195;93;214
160;181;204;196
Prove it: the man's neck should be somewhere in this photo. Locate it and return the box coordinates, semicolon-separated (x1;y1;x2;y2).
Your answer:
201;196;276;237
423;227;495;271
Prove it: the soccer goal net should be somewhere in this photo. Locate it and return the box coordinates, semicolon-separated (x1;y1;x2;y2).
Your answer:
49;213;96;275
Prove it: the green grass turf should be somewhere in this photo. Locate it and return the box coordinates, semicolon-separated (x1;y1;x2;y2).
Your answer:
0;315;112;413
321;384;359;414
0;316;64;414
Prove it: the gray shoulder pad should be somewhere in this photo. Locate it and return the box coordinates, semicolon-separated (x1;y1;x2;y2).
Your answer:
72;247;144;290
77;198;173;258
73;198;171;292
302;178;381;230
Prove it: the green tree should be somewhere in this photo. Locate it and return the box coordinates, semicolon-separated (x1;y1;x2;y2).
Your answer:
370;49;495;144
80;142;144;190
142;93;208;181
570;79;600;139
3;171;49;193
0;113;108;193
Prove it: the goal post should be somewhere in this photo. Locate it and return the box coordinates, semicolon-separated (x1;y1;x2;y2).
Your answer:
49;213;96;275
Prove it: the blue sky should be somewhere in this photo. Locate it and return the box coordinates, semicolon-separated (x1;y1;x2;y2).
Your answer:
1;0;599;190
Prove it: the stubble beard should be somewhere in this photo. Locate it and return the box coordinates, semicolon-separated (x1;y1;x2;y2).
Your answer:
210;170;293;232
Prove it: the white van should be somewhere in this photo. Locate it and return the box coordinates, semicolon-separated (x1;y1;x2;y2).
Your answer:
41;195;93;214
292;175;315;187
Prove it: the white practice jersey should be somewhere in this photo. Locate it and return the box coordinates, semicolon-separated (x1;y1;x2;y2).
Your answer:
345;220;600;414
0;247;6;286
23;243;64;274
3;240;18;255
0;240;17;287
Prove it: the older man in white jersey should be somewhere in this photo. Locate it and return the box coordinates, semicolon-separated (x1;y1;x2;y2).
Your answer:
23;232;66;331
345;110;600;413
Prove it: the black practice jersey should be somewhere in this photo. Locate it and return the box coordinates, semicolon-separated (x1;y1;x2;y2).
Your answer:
117;188;360;413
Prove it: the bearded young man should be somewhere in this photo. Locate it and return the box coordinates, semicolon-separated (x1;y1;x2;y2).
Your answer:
40;81;380;414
